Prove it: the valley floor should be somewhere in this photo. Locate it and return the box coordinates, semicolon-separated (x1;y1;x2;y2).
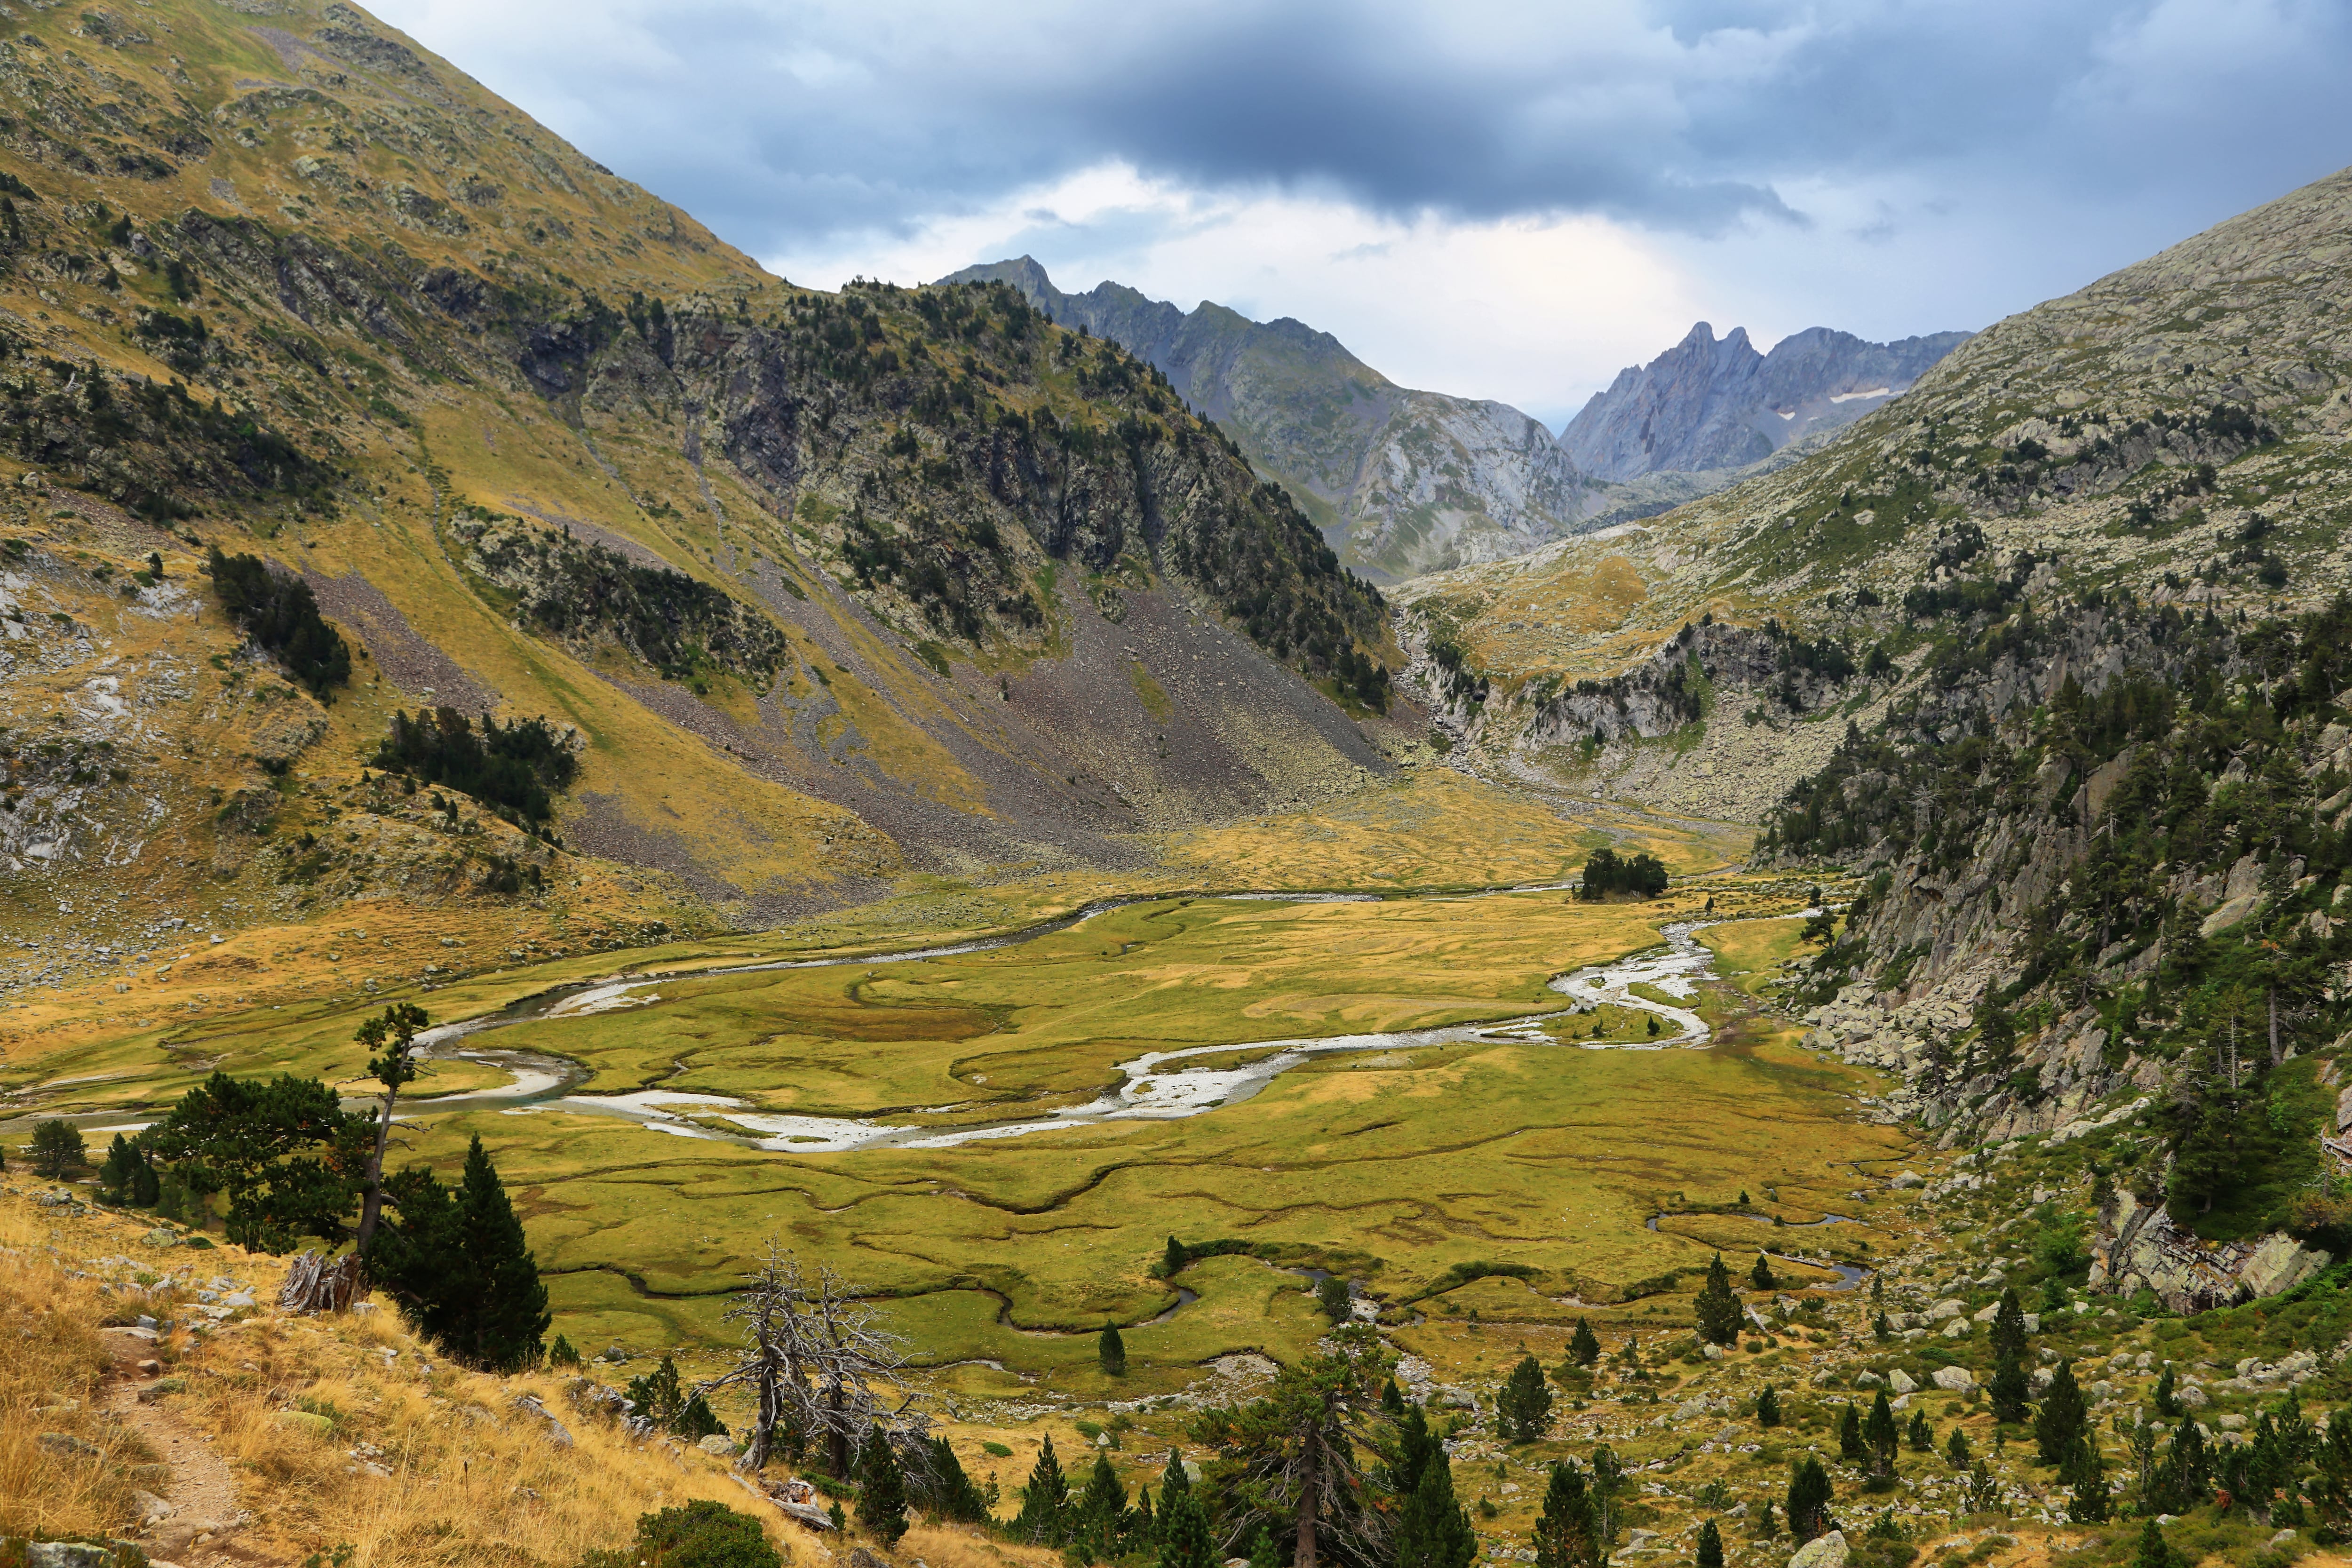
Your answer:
6;773;2347;1568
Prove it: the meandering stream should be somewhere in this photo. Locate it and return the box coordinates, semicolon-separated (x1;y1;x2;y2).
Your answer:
401;901;1806;1155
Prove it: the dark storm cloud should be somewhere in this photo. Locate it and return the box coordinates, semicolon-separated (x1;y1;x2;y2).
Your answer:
376;0;2352;255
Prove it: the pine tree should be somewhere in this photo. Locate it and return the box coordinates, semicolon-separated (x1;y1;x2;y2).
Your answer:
1100;1322;1128;1377
2312;1412;2352;1535
1990;1345;2032;1426
1157;1475;1213;1568
1865;1391;1899;1482
1499;1355;1554;1442
2035;1361;2090;1467
1532;1460;1598;1568
1839;1403;1866;1463
1946;1427;1971;1468
1248;1525;1282;1568
1393;1403;1441;1497
1163;1236;1188;1277
2132;1519;2172;1568
1986;1286;2031;1424
98;1134;142;1202
1317;1276;1351;1322
1393;1443;1477;1568
1988;1286;2028;1358
1569;1319;1601;1367
1016;1433;1070;1544
2064;1436;2110;1523
625;1355;687;1428
1161;1446;1191;1500
1076;1453;1128;1560
1753;1502;1778;1541
2165;1413;2209;1508
1907;1410;1934;1452
1750;1253;1778;1291
1756;1386;1782;1427
1383;1378;1407;1415
549;1334;581;1367
2153;1364;2181;1418
677;1391;725;1440
1694;1254;1741;1345
859;1425;910;1547
1873;1311;1893;1341
29;1119;86;1178
925;1436;993;1524
1696;1519;1724;1568
1786;1456;1834;1543
370;1135;548;1371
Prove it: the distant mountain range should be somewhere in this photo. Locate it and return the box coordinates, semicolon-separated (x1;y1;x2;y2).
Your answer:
1559;322;1974;481
943;259;1971;580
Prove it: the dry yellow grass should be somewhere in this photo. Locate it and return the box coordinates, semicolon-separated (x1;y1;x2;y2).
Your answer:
0;1206;150;1544
0;1189;1068;1568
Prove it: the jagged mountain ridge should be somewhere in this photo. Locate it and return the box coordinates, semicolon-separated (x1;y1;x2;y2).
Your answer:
0;0;1419;939
1559;320;1973;482
942;257;1610;579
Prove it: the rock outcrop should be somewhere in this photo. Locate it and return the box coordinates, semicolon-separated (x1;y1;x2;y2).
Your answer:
2090;1192;2330;1313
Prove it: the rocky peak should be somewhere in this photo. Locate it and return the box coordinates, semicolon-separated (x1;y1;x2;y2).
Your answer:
1560;319;1971;482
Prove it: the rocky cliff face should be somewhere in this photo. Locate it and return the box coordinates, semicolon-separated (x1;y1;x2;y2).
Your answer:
942;258;1610;578
1559;322;1972;482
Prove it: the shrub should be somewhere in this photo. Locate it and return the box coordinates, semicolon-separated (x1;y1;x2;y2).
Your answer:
579;1500;780;1568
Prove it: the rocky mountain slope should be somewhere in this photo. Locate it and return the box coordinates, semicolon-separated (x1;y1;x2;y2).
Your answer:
943;258;1612;579
1398;163;2352;1307
1560;321;1972;482
0;0;1422;949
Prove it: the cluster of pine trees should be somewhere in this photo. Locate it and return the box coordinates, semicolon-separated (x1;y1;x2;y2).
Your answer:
93;1003;550;1373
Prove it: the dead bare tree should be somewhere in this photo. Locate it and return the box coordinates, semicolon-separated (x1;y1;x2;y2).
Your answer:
707;1242;932;1483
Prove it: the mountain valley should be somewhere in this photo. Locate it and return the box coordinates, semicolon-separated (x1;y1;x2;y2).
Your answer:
6;7;2352;1568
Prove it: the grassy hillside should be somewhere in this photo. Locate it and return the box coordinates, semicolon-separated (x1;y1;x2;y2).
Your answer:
0;0;1418;971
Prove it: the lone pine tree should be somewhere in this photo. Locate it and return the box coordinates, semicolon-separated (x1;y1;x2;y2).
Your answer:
858;1425;911;1547
1695;1254;1741;1345
1498;1355;1554;1442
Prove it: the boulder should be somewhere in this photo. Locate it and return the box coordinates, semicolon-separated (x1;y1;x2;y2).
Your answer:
1931;1366;1976;1393
699;1433;736;1457
27;1546;115;1568
513;1393;575;1448
1942;1319;1970;1338
1926;1299;1965;1321
1788;1530;1848;1568
1888;1369;1916;1394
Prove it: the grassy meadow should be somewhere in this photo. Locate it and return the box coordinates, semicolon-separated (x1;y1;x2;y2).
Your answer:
5;788;1907;1404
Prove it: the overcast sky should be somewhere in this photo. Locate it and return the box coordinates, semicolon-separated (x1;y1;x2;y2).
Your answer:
373;0;2352;430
